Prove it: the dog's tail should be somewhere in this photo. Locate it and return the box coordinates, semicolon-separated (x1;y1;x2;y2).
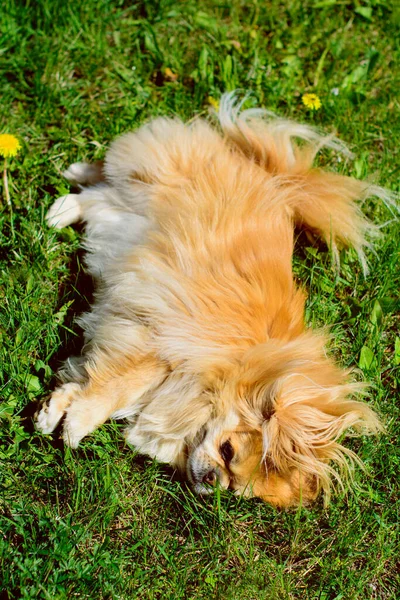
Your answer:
218;93;397;273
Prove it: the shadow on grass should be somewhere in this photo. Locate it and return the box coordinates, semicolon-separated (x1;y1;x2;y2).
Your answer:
20;226;93;438
48;242;94;374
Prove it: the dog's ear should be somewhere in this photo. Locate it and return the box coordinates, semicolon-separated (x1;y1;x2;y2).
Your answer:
261;376;382;503
238;337;382;503
251;467;319;507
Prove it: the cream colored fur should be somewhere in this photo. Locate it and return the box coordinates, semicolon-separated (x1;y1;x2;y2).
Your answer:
36;94;395;507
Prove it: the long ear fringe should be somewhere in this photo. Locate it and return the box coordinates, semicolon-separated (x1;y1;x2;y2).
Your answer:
262;389;383;505
238;336;383;504
217;92;399;276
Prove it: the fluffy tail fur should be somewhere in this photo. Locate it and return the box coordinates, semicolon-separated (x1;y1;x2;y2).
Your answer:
218;93;397;274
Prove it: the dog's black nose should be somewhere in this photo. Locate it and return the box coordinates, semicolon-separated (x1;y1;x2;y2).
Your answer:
202;470;217;486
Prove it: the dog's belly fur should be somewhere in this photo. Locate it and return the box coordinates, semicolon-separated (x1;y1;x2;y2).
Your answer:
36;95;392;506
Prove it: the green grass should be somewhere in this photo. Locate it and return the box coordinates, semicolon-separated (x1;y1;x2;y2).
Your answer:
1;1;399;598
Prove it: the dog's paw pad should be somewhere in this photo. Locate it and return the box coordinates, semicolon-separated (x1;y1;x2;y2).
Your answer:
63;162;91;185
46;194;82;229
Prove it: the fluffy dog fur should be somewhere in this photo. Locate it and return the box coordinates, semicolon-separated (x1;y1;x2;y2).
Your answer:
36;94;393;507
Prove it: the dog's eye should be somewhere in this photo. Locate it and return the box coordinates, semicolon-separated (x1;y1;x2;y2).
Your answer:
220;440;234;464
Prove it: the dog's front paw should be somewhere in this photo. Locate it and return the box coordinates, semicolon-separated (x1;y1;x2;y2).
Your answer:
36;383;81;435
62;414;88;449
46;194;82;229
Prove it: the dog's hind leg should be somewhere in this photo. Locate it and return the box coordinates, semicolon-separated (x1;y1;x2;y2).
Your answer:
45;162;107;228
46;194;83;228
63;161;105;186
47;186;150;283
46;185;116;229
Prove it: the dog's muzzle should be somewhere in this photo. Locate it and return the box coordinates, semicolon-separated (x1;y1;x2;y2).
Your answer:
187;453;229;494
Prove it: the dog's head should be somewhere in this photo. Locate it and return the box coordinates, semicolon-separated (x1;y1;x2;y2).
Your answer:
187;417;318;506
187;334;381;507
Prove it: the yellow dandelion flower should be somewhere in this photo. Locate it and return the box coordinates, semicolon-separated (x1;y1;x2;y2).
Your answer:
302;93;322;111
1;134;21;209
164;67;178;82
207;96;220;110
0;134;21;158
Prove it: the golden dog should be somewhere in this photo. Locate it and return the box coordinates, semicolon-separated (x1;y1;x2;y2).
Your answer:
37;94;392;506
